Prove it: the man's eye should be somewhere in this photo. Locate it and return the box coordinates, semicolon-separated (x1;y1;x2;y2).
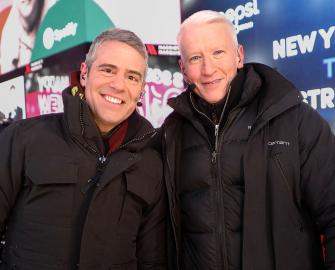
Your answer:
99;67;115;75
128;75;140;82
189;55;201;63
103;68;113;73
213;50;224;57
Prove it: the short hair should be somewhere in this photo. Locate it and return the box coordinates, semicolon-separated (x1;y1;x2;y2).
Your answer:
177;10;238;48
85;28;148;78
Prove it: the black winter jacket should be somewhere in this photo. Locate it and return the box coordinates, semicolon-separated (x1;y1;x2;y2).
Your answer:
0;88;167;270
162;63;335;270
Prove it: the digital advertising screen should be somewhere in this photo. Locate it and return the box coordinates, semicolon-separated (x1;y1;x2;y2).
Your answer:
0;0;181;75
24;43;89;118
0;0;57;75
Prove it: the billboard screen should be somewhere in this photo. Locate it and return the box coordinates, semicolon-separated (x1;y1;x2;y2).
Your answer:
0;0;181;75
25;43;88;118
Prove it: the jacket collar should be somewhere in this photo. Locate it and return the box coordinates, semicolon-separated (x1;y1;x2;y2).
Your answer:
168;63;302;125
62;86;104;153
62;86;156;154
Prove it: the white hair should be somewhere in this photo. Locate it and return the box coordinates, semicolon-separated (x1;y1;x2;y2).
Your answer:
177;10;238;48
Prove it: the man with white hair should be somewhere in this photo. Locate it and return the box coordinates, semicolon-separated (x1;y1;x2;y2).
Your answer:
161;10;335;270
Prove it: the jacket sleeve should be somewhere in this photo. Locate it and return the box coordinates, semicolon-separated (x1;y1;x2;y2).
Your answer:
298;103;335;269
136;153;167;270
0;123;25;234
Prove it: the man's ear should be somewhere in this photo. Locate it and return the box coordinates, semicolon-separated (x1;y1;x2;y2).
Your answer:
237;45;245;69
80;62;88;87
179;58;190;84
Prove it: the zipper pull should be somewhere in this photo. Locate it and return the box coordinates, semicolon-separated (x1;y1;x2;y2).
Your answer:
81;178;93;194
215;124;219;138
212;125;219;164
81;176;98;194
98;155;106;164
214;124;219;150
212;151;217;164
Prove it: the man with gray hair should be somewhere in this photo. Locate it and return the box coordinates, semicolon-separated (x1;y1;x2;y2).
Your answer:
162;10;335;270
0;28;166;269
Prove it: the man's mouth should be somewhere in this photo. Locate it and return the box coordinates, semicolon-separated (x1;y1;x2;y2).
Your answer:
104;95;124;104
202;79;222;85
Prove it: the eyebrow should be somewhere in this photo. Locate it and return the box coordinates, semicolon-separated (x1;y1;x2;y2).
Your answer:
98;63;143;80
128;70;143;80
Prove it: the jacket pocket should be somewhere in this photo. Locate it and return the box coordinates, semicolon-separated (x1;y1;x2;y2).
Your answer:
25;155;78;185
116;167;161;237
272;153;303;230
125;168;158;206
22;155;78;220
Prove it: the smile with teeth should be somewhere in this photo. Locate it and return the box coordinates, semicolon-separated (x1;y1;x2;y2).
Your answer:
104;95;123;104
203;79;221;85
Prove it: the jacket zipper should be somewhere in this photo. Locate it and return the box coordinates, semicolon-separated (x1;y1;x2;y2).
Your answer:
77;102;107;161
189;94;215;154
119;129;156;149
70;131;107;193
71;134;106;161
82;155;107;193
189;87;232;270
75;104;156;190
80;130;155;196
164;131;180;269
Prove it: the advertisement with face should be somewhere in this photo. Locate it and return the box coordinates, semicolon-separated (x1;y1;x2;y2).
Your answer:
0;0;56;74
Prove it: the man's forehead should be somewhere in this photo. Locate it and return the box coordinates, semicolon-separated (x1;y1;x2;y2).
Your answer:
94;62;144;78
180;23;235;50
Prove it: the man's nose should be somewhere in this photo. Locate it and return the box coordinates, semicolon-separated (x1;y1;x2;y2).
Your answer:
201;57;216;76
109;73;125;91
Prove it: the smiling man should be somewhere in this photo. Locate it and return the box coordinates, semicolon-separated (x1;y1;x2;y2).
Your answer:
0;28;166;269
161;10;335;270
80;38;146;134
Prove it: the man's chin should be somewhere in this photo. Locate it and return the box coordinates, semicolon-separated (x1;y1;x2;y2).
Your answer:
200;93;226;104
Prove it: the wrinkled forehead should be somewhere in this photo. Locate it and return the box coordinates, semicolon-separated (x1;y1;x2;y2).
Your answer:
178;21;237;56
179;20;236;44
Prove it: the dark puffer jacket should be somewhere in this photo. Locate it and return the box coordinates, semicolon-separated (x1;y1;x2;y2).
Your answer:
0;88;166;270
163;63;335;270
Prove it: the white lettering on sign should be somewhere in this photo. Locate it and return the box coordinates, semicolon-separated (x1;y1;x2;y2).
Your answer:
273;26;335;59
43;22;78;50
222;0;260;34
300;88;335;109
36;75;70;93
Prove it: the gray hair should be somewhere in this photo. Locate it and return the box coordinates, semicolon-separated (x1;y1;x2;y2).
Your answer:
177;10;238;48
85;28;148;77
